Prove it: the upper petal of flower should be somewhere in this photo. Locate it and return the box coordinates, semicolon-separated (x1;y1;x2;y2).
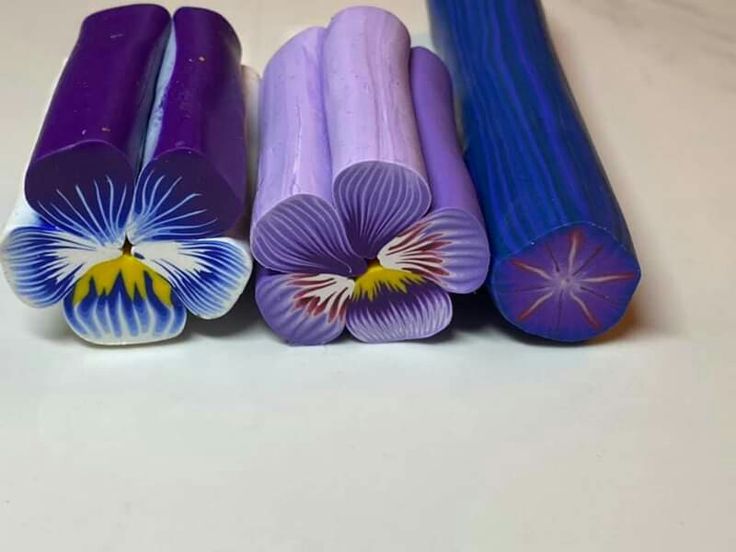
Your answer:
132;237;252;319
377;208;490;294
333;161;431;259
30;176;130;247
251;194;366;277
1;202;121;308
126;164;234;243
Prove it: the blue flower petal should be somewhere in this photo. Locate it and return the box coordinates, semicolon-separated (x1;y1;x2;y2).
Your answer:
132;238;252;319
1;219;121;308
63;268;186;345
32;177;129;247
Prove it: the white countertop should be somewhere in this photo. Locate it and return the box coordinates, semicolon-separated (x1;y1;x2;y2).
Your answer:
0;1;734;550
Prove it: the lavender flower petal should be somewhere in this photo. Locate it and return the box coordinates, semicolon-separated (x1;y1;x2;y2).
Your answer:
256;268;352;345
346;279;452;343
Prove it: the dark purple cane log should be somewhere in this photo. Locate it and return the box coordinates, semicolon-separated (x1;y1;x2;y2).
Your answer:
24;5;170;244
322;7;432;259
251;27;366;277
128;7;248;242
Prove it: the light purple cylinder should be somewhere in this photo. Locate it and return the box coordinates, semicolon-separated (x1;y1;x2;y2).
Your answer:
251;27;365;276
322;6;432;258
410;47;484;222
252;27;332;224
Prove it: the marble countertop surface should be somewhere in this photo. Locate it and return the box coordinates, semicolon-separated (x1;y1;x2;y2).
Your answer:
0;1;733;550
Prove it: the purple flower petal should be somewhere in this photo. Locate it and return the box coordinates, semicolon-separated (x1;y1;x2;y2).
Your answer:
333;162;431;259
251;194;366;277
256;268;353;345
378;208;490;294
346;276;452;343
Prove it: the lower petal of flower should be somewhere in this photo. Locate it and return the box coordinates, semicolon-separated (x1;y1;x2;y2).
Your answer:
378;208;490;294
347;266;452;343
132;238;252;319
255;268;353;345
63;254;186;345
1;220;121;308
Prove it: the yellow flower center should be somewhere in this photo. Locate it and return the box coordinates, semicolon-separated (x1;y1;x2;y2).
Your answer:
72;252;172;306
351;259;423;301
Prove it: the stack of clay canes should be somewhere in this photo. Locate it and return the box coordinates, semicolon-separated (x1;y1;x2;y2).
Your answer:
428;0;641;342
251;7;491;345
0;6;253;345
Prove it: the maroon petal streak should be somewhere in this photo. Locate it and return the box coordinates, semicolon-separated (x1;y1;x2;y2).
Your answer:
256;268;352;345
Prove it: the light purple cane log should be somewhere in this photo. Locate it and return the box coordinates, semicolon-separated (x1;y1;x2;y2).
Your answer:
251;28;365;276
322;7;432;259
411;47;484;222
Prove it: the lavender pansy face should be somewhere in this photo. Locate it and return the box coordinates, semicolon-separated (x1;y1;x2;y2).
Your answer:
253;167;489;345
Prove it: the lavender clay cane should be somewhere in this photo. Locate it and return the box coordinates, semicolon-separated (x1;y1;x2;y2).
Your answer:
1;6;251;345
322;7;431;259
252;8;489;345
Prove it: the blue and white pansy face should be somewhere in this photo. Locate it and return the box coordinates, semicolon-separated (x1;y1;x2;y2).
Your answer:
0;175;252;345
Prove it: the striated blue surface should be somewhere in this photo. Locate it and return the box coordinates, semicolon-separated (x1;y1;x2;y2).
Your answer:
427;0;640;341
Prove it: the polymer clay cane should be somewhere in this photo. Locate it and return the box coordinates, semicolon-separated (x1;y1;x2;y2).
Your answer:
252;7;489;345
1;5;252;345
251;27;364;278
322;7;431;259
131;7;247;242
427;0;641;342
25;4;170;245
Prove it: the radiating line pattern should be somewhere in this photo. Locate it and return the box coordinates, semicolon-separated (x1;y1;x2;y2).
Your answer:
492;225;640;342
127;167;219;243
134;237;251;319
333;161;431;259
252;194;366;277
347;278;453;343
63;270;187;345
1;172;252;345
427;0;641;341
379;208;489;294
33;178;128;247
254;196;489;345
1;218;121;308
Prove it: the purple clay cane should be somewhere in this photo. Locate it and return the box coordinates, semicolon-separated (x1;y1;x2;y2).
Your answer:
251;27;366;277
252;11;489;345
321;7;432;259
24;5;170;243
128;7;247;243
406;46;489;294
